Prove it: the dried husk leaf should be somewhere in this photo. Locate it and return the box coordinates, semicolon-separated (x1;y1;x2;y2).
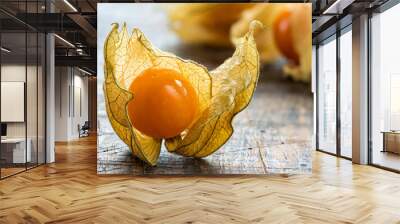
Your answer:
230;4;286;63
104;23;212;165
165;21;261;158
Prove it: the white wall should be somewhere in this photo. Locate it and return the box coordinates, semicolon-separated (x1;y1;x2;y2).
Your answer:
1;65;41;138
1;63;46;163
55;66;69;141
54;67;89;141
1;65;26;139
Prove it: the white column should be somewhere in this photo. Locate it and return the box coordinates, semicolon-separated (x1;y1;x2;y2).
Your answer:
45;0;56;163
352;14;369;164
46;33;55;163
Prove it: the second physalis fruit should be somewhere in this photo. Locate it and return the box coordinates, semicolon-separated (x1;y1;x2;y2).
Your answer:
104;21;261;166
168;4;311;82
230;4;311;82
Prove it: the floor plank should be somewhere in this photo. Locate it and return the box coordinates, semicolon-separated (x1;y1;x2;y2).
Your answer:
1;136;400;223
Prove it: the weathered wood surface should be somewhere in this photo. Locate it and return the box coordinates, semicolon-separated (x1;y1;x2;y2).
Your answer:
97;64;313;175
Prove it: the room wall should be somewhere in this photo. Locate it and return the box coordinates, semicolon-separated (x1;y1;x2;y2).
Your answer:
1;64;42;139
54;66;89;141
54;66;69;141
1;63;45;164
1;64;25;138
71;71;89;138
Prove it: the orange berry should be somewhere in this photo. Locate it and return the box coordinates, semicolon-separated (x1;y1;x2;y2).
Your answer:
127;68;198;139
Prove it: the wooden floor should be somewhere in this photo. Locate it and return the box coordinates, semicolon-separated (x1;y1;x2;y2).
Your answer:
0;136;400;223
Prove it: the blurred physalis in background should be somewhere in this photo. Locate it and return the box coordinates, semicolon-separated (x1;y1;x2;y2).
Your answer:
167;3;311;82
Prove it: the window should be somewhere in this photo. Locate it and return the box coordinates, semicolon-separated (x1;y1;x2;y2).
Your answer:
370;3;400;171
317;35;337;154
339;28;352;158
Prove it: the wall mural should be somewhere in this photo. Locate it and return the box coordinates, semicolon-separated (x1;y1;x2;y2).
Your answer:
97;3;313;175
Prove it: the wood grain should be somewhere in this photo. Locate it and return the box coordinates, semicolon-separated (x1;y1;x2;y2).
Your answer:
1;136;400;223
98;67;313;175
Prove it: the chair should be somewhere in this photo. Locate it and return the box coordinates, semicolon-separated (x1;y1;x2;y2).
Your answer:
78;121;90;138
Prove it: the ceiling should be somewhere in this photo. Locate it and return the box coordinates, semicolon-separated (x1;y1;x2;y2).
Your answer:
312;0;392;43
0;0;394;75
0;0;99;74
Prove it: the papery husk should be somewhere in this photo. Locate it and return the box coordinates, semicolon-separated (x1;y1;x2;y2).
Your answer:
167;3;254;47
104;21;261;164
165;21;261;158
104;23;212;165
